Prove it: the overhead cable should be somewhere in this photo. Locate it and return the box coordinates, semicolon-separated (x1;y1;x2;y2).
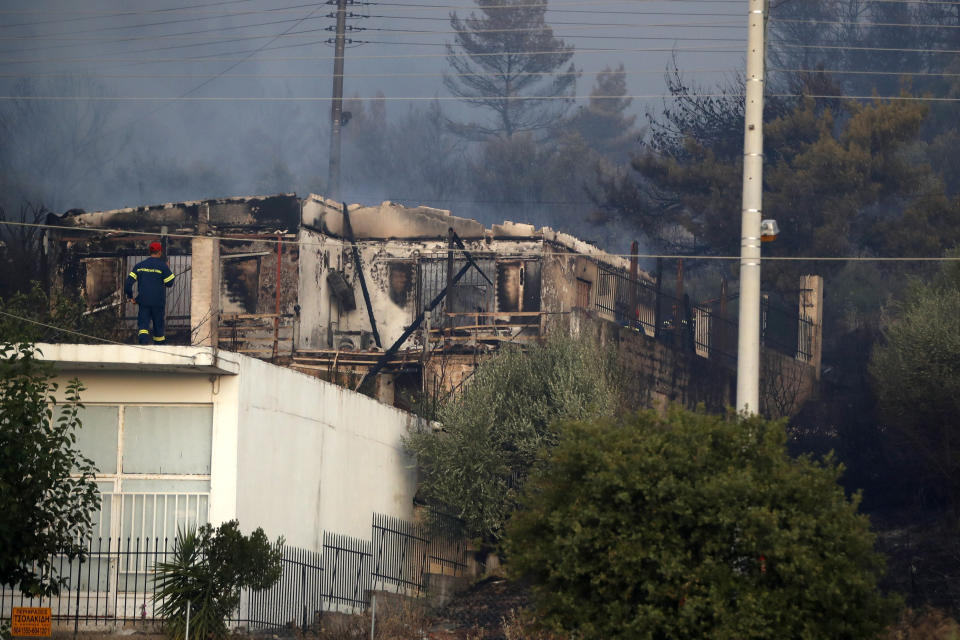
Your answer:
0;45;746;65
5;220;960;262
0;20;747;42
775;42;960;55
4;92;960;102
0;68;738;80
0;309;206;360
771;17;960;30
0;93;744;102
12;67;960;82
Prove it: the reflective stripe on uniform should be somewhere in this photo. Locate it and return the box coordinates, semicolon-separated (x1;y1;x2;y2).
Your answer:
153;336;166;342
138;329;150;335
163;273;175;283
128;271;138;280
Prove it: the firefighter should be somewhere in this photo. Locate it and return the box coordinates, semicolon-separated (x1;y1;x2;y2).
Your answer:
124;241;175;344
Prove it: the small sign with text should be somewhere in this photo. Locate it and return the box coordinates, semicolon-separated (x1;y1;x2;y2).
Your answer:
11;607;52;637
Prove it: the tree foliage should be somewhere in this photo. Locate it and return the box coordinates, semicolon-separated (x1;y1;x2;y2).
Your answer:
0;282;123;344
444;0;577;139
405;334;619;543
609;85;951;273
506;408;897;639
0;202;46;297
154;521;283;640
870;257;960;511
0;343;99;597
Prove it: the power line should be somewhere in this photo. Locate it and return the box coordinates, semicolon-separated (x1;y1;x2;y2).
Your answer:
0;68;739;80
76;6;326;158
0;0;747;18
6;92;960;102
11;66;960;82
0;309;204;360
0;0;747;34
0;31;749;59
0;93;741;102
0;3;323;34
771;17;960;30
775;42;960;55
360;35;749;45
4;220;960;262
1;20;747;41
0;45;746;65
0;0;263;30
0;21;333;58
770;67;960;79
366;14;746;28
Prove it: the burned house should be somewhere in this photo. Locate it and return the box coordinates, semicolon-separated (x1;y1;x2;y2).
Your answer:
45;195;301;355
44;193;823;415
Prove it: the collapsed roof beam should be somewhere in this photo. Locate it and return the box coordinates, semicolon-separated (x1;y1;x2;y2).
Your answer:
451;230;494;287
342;202;382;349
355;258;475;391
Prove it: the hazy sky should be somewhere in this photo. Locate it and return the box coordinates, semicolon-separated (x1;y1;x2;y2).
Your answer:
0;0;750;216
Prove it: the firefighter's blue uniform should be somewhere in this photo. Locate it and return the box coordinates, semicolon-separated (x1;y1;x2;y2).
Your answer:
124;257;175;344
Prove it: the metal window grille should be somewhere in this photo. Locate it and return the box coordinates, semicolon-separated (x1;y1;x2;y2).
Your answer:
417;257;496;326
92;493;209;546
123;255;192;329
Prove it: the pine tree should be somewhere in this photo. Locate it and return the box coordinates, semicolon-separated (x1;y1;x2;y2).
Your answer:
443;0;577;139
567;64;639;162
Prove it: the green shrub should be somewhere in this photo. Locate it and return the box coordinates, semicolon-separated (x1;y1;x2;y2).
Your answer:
506;408;898;639
0;343;99;596
154;521;283;640
405;334;619;544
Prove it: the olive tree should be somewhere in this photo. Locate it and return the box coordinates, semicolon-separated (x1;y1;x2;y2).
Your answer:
405;334;619;543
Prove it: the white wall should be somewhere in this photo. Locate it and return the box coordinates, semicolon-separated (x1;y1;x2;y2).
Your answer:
233;355;418;549
42;345;419;554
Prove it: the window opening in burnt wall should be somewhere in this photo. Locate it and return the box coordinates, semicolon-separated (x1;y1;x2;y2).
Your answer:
418;257;496;328
497;260;541;324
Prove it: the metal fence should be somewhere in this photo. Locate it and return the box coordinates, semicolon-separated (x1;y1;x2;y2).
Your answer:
1;512;468;630
594;265;815;366
237;546;323;630
0;538;175;628
322;533;371;610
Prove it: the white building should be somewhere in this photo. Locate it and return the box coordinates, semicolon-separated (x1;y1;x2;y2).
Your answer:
38;342;419;551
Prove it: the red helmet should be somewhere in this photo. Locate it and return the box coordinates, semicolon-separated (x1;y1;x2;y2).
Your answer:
148;241;162;253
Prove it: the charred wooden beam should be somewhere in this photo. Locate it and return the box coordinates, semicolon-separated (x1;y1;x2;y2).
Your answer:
342;202;382;348
450;230;494;286
355;259;475;391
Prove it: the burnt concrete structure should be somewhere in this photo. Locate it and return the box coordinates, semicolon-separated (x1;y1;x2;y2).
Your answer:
44;193;822;416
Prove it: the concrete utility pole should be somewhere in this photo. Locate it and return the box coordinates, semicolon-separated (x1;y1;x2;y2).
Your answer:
327;0;348;201
736;0;767;414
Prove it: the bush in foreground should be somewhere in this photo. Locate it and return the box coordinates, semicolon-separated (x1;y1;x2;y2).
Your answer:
154;521;283;640
506;408;898;639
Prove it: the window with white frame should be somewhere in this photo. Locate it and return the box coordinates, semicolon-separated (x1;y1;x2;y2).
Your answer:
65;404;213;544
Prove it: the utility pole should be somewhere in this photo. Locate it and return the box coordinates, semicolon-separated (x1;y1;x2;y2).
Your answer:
736;0;767;414
327;0;348;201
